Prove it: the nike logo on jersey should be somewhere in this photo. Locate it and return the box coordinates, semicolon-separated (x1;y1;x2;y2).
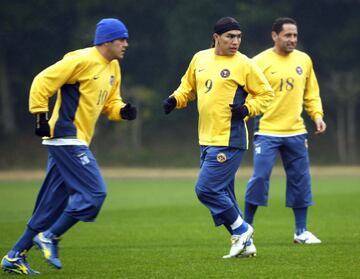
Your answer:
93;76;99;80
271;71;276;74
198;68;205;72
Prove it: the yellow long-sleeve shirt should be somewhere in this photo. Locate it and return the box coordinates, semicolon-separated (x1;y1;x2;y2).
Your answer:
29;47;126;145
172;48;274;149
253;48;324;136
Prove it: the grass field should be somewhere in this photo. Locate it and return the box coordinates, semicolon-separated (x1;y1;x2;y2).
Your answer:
0;174;359;278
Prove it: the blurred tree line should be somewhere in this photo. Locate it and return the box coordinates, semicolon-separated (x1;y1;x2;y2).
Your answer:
0;0;359;168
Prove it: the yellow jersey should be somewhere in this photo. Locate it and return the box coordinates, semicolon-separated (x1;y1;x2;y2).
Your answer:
29;47;126;145
172;48;274;149
253;48;324;136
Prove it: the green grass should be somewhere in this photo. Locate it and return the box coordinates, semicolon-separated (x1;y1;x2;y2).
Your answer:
0;175;359;278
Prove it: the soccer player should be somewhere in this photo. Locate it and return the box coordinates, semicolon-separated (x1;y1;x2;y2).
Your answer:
1;18;137;275
163;17;274;258
244;17;326;245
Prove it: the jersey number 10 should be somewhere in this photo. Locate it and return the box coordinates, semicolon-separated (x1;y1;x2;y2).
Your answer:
97;90;108;105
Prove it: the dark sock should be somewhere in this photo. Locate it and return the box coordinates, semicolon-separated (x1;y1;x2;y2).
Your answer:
293;207;308;235
47;213;78;237
219;206;239;226
224;224;233;235
9;226;38;256
244;202;258;225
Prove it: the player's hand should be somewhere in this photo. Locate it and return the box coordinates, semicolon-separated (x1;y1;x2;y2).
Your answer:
163;96;176;115
35;113;50;137
229;104;248;120
120;103;137;120
314;118;326;134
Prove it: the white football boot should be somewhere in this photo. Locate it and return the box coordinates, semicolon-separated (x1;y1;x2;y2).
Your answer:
237;238;257;257
294;231;321;244
223;224;254;258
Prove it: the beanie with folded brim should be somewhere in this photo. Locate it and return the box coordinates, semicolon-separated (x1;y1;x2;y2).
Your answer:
94;18;128;45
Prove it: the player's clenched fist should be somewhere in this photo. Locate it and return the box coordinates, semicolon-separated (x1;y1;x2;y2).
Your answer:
35;113;50;137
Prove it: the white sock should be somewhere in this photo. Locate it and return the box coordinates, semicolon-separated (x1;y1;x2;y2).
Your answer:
230;215;244;231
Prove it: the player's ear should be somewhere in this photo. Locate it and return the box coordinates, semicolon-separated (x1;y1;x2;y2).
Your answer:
271;31;277;42
213;33;220;47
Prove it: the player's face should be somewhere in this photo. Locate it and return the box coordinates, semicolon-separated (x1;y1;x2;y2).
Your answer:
272;23;298;55
108;38;128;60
214;30;242;56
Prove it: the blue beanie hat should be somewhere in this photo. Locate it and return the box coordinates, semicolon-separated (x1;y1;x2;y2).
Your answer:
94;18;128;45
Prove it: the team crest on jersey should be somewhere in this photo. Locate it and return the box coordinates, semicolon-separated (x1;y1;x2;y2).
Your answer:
220;69;230;78
109;75;115;86
296;66;303;75
216;153;227;163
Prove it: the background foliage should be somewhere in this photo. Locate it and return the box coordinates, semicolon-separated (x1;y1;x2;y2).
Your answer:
0;0;359;168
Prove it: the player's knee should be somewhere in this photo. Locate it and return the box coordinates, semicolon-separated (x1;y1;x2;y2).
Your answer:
249;175;268;187
195;185;211;203
85;190;107;216
93;191;107;210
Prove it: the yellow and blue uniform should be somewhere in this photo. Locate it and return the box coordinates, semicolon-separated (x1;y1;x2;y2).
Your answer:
172;48;274;149
1;18;132;274
172;48;274;227
26;47;128;232
245;48;324;208
252;48;323;135
29;46;126;145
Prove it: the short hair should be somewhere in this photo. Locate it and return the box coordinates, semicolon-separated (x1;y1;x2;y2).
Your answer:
214;17;240;33
212;17;240;47
272;17;297;34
